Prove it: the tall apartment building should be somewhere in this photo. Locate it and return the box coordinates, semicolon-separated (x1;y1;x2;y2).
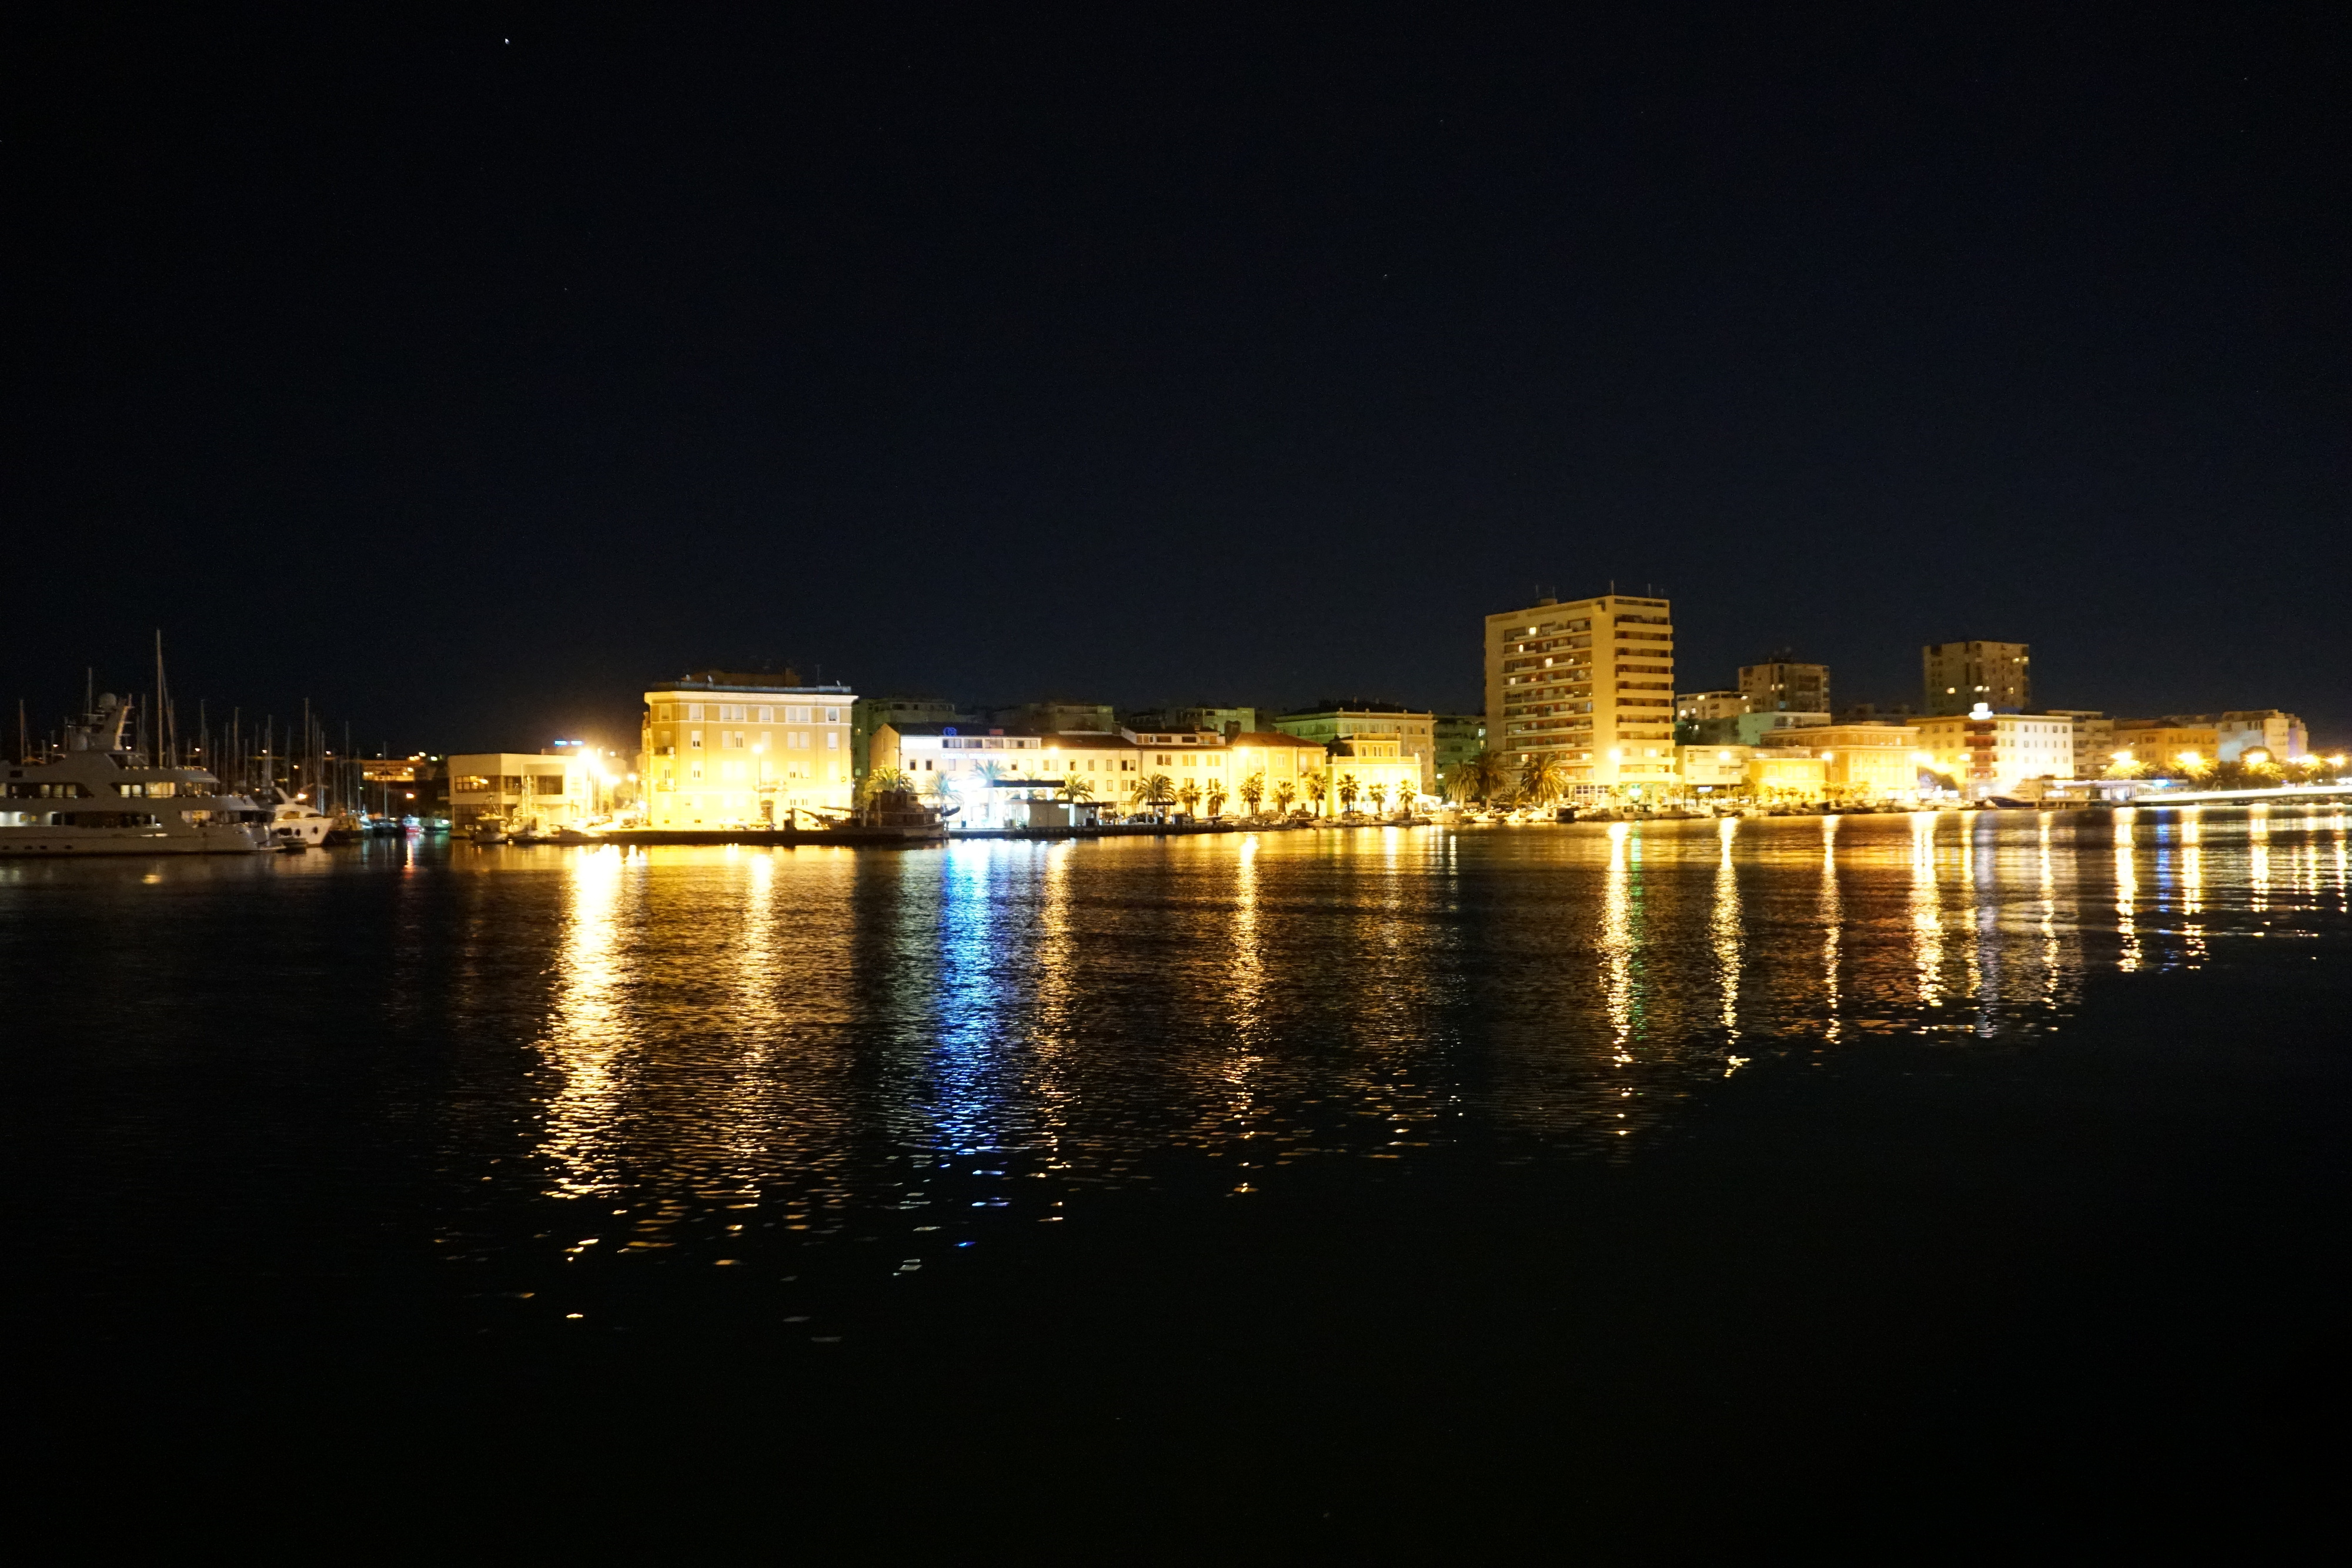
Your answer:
640;672;856;827
1739;658;1830;714
1484;592;1676;793
1923;640;2030;716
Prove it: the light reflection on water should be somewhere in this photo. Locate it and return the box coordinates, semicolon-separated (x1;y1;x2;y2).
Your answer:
397;809;2352;1282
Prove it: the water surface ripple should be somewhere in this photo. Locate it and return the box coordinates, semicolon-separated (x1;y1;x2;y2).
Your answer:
10;806;2345;1338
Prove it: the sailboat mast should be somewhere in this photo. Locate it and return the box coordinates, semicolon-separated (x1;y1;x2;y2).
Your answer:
155;630;166;767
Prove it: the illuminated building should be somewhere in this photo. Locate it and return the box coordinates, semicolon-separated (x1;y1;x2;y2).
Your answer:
1485;592;1676;795
1738;657;1830;715
1759;723;1923;801
1675;690;1752;730
2046;710;2114;770
352;755;430;784
449;750;599;832
1272;704;1437;793
1686;709;1832;748
2217;709;2309;762
2110;717;2220;773
1316;734;1423;811
1744;750;1829;800
1223;731;1332;805
1677;743;1753;792
873;723;1066;780
1915;705;2076;797
871;722;1345;819
876;724;1128;827
851;696;976;781
1923;640;2031;716
639;673;856;827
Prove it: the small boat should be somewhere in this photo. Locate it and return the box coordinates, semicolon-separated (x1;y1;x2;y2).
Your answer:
548;826;602;844
470;821;509;844
828;787;950;841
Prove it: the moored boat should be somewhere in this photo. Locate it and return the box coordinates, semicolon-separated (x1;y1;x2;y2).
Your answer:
270;791;334;849
1;694;275;857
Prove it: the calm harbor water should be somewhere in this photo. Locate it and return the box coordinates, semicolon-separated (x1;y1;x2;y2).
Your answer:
8;808;2350;1546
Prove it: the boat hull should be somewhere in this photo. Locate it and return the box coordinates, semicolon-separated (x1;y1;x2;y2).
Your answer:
0;827;269;856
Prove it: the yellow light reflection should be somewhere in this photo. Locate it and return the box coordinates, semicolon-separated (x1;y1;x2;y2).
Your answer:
539;845;630;1201
1602;821;1636;1059
1909;810;1945;1004
2114;808;2140;972
2249;805;2271;911
1710;817;1741;1042
2180;809;2205;965
2037;814;2060;1005
1818;813;1842;1043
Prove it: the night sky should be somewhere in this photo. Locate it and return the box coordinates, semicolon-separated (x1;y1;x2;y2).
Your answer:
7;6;2346;754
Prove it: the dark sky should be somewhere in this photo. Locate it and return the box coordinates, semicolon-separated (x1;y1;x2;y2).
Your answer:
6;5;2347;754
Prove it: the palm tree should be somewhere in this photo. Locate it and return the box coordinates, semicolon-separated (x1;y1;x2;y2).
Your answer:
1057;774;1095;804
1272;779;1298;816
1521;753;1571;808
1205;783;1228;820
1240;770;1265;817
1128;773;1177;820
1299;771;1327;817
1337;773;1361;814
1367;780;1388;816
860;767;910;805
1177;780;1202;819
1454;749;1512;807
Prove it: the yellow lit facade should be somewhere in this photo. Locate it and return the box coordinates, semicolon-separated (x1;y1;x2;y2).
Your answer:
1271;707;1436;791
640;678;856;827
1321;735;1423;813
1486;592;1675;794
1745;751;1828;800
1224;731;1329;801
1762;723;1923;802
2109;719;2220;774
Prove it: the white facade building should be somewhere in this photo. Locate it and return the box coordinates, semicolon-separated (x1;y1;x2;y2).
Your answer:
1914;704;2076;799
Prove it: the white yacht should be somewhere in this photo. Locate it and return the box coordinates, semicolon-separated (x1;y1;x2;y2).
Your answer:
0;694;276;857
269;790;333;850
